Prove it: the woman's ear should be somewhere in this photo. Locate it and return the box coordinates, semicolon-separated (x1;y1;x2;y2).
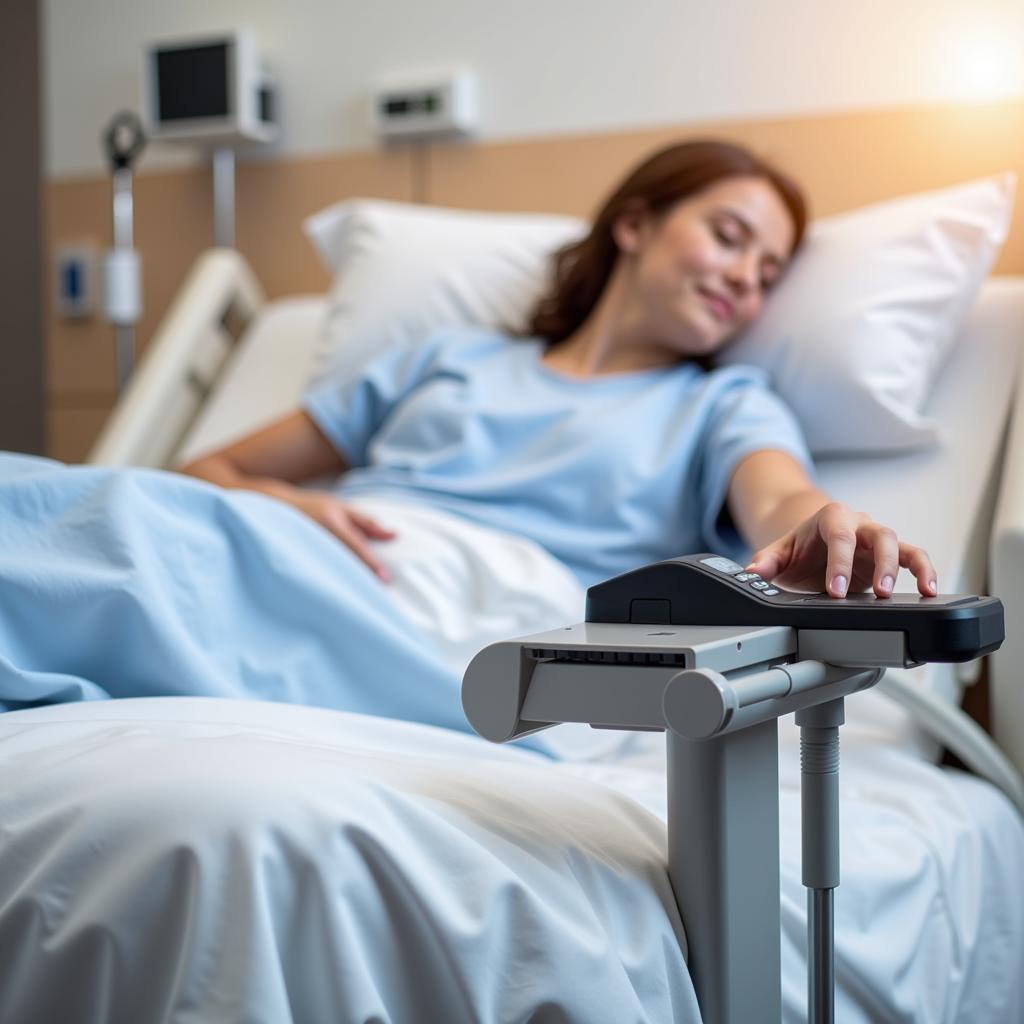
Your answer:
611;203;649;255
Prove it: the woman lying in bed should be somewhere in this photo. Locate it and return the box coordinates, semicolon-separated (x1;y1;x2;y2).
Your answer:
0;140;936;727
183;140;937;603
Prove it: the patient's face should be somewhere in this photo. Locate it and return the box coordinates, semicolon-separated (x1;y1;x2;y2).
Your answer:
619;175;795;358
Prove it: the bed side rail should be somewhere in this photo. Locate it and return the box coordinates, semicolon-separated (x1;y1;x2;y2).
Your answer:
87;248;265;469
991;332;1024;780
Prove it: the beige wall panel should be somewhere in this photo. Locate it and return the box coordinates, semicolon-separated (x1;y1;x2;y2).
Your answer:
427;101;1024;274
133;169;216;363
46;176;118;399
236;149;415;299
47;403;113;464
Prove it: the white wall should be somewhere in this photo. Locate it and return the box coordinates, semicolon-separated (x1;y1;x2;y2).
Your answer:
44;0;1024;178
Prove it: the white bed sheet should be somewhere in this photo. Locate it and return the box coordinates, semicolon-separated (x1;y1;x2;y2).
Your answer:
1;697;1020;1024
0;699;697;1024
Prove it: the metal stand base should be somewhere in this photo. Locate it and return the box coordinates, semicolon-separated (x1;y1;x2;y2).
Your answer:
667;723;782;1024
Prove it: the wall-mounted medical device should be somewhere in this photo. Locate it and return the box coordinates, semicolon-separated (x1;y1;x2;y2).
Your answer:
140;29;277;248
141;29;277;147
370;69;479;141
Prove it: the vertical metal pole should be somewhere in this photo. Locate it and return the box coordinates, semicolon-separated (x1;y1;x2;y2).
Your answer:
796;697;844;1024
112;168;134;250
111;167;135;391
212;146;235;248
666;722;782;1024
808;889;834;1022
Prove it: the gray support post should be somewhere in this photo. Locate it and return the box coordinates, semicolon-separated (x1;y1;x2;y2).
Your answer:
667;721;782;1024
795;697;844;1024
213;146;236;248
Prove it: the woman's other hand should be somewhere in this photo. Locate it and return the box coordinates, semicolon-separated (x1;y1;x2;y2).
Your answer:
745;502;937;599
179;412;395;581
284;492;397;581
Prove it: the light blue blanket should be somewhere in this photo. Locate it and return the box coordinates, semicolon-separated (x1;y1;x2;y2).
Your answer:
0;453;475;733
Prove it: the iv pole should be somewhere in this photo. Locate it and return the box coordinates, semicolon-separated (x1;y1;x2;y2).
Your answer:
102;111;146;393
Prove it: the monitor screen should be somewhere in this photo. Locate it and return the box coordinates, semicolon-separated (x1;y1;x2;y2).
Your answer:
155;42;230;122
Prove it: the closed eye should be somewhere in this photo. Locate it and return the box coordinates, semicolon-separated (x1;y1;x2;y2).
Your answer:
714;226;741;247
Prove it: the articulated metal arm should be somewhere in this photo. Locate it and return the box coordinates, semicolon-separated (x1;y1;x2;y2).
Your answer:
462;623;889;1024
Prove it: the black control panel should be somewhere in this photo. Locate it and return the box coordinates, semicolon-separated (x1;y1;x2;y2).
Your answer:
585;554;1004;664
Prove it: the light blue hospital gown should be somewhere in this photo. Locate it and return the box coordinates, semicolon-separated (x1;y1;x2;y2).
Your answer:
0;327;811;727
305;327;813;588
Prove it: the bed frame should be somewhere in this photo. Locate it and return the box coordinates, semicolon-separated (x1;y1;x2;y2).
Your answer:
88;249;265;469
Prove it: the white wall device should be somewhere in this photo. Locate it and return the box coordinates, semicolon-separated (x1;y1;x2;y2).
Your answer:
141;29;277;146
371;69;479;141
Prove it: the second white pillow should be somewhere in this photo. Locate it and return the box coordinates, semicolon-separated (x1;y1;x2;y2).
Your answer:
716;173;1016;454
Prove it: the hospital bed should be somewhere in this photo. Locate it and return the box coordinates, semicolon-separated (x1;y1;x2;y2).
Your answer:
3;222;1024;1022
88;245;1024;794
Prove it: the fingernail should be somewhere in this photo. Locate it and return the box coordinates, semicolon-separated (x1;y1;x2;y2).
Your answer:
881;575;894;593
929;579;937;594
831;575;848;597
379;568;391;583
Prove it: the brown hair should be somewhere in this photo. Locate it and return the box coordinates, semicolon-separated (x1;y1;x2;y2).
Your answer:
527;139;808;344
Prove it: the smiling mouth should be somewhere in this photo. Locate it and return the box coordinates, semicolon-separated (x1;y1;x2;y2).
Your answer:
699;289;734;323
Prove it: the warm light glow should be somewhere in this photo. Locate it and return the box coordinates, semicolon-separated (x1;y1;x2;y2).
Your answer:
943;23;1023;101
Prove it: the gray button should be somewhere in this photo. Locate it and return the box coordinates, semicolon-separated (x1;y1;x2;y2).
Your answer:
763;588;779;596
750;580;770;590
735;572;760;582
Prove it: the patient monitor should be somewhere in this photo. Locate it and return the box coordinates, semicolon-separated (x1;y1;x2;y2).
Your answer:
462;554;1004;1024
141;30;276;147
140;30;277;248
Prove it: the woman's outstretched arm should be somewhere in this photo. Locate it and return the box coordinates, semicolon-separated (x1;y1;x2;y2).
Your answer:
180;411;396;581
725;449;937;599
180;410;348;492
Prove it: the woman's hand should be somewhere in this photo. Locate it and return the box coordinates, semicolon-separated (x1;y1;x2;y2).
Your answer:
178;413;396;580
745;501;937;599
284;491;397;582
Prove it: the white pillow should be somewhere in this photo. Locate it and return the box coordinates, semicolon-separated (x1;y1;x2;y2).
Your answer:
303;200;585;385
715;173;1016;454
303;176;1015;454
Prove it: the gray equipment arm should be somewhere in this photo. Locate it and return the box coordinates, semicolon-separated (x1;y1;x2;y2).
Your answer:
463;622;894;1024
